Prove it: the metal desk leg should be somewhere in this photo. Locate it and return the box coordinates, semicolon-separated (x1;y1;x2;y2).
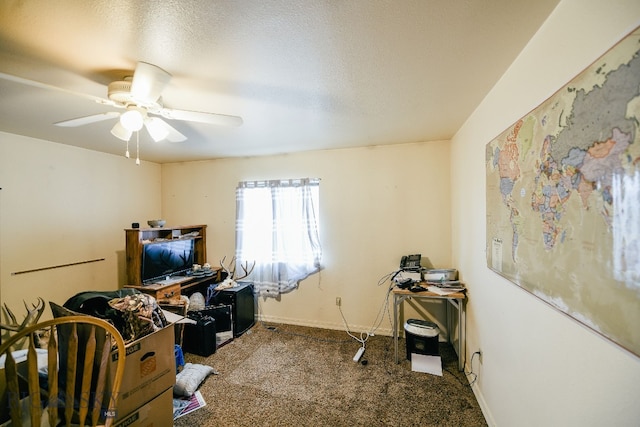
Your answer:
393;293;399;363
459;298;465;372
445;298;451;348
458;298;462;371
447;298;464;372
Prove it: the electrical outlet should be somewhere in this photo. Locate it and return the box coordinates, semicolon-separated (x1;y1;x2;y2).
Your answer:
336;297;341;306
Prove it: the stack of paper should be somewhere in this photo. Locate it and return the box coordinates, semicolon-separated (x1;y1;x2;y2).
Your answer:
425;280;465;292
411;354;443;376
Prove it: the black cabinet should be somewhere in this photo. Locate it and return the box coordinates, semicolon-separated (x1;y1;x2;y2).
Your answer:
212;282;255;337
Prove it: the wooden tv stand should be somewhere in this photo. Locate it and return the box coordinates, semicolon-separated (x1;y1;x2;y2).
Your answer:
124;224;223;302
125;224;208;284
125;270;222;303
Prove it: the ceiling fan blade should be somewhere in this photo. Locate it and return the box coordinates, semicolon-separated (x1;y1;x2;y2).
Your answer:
0;71;114;106
159;108;243;127
130;62;171;104
145;117;186;142
55;111;120;127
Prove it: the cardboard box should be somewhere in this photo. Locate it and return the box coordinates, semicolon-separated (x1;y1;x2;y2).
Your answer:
111;323;176;419
114;387;174;427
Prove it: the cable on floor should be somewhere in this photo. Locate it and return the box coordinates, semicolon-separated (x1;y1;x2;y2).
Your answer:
338;270;400;361
464;351;481;386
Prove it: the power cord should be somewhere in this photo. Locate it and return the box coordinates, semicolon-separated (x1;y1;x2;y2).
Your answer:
338;270;399;363
465;351;481;386
254;270;402;362
338;303;371;360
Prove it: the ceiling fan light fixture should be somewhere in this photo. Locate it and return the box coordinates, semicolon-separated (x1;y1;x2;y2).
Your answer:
17;61;244;159
110;121;132;141
120;107;145;131
145;117;169;142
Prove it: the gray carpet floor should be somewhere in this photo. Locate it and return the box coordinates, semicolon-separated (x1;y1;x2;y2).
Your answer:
174;323;487;427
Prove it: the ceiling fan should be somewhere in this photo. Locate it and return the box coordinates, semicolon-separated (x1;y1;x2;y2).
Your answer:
51;61;243;144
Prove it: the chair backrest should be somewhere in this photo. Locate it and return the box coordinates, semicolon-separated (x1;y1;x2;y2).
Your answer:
0;315;126;427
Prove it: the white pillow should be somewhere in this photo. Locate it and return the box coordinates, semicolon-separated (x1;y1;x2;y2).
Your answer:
174;363;216;397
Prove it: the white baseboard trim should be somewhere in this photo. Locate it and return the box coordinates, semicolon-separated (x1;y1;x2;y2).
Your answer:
256;314;394;337
465;362;496;426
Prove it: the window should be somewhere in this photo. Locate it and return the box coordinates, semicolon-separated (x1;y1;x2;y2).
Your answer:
236;178;322;297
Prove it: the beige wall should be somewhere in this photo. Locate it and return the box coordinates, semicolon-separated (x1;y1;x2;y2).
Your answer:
451;0;640;425
0;132;162;328
0;132;452;339
161;141;452;333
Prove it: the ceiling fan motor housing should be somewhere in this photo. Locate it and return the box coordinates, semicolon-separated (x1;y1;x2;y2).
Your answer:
107;81;134;104
108;80;163;111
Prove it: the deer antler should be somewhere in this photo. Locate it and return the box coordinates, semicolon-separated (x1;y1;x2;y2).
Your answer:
1;297;46;332
215;258;255;290
219;255;237;279
235;260;256;281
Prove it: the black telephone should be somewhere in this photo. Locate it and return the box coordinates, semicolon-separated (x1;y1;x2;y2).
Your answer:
400;254;421;270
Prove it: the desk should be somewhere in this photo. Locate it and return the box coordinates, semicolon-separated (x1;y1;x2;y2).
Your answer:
392;285;466;371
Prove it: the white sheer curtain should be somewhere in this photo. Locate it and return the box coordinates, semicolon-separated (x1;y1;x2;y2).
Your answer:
235;178;322;297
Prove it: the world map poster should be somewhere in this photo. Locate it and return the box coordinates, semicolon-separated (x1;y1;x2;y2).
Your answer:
486;27;640;357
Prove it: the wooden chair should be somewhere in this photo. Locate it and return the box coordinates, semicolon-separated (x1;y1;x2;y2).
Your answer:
0;315;126;427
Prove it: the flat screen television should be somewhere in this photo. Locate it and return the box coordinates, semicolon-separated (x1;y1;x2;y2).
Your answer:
141;239;195;284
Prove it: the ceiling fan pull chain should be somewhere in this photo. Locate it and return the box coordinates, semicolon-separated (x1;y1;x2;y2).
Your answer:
125;138;130;158
135;131;140;165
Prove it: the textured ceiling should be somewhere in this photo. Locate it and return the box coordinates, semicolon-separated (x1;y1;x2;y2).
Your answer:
0;0;560;163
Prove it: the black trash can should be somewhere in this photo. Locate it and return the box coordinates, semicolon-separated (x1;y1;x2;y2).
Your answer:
404;319;439;360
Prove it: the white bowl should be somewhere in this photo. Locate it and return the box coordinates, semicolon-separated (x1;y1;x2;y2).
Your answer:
147;219;166;228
